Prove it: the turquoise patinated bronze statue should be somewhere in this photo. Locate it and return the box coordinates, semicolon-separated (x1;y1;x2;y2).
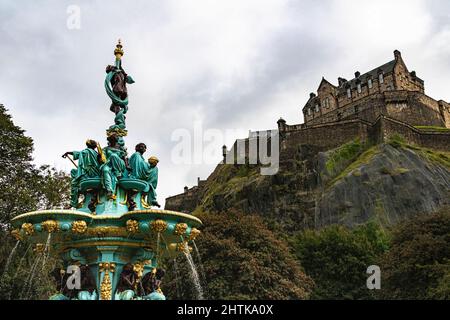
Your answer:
62;139;103;208
129;143;160;208
10;40;202;300
100;134;128;200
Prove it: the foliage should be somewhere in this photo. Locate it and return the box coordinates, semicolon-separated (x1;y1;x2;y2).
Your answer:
387;133;450;169
0;232;62;300
327;145;380;187
325;139;365;177
414;125;450;132
292;222;389;299
0;105;70;225
380;207;450;300
163;210;314;300
0;105;70;299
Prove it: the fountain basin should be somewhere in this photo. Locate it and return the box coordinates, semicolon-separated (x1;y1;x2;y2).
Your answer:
11;209;201;246
10;208;202;300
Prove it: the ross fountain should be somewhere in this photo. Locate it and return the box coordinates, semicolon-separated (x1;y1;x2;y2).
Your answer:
9;40;202;300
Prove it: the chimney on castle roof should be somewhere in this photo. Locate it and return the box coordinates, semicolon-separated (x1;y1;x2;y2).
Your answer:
338;77;347;86
309;92;316;99
394;49;401;60
184;186;189;193
410;71;417;78
355;71;361;78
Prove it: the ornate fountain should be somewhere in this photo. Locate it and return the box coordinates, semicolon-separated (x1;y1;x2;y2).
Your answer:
9;40;202;300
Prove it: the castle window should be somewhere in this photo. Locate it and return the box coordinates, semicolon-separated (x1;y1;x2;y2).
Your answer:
323;98;330;108
354;105;359;113
307;108;311;116
347;88;352;98
368;78;373;89
357;83;362;93
315;104;319;113
379;73;384;84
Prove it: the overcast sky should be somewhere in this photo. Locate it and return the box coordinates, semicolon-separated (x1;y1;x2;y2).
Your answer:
1;0;450;207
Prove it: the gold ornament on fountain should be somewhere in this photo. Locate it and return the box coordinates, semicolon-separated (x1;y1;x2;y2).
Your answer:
133;262;145;279
98;262;116;300
42;220;59;233
11;229;23;241
33;243;45;254
151;220;167;233
114;39;124;60
21;223;34;236
126;219;139;233
71;220;88;234
188;228;201;241
100;272;112;300
174;223;188;236
176;241;192;253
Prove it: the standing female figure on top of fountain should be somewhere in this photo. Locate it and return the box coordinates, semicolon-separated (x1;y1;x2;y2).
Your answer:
101;134;128;200
105;40;135;113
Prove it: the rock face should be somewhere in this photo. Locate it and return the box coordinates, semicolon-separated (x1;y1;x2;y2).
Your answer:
166;141;450;233
316;144;450;227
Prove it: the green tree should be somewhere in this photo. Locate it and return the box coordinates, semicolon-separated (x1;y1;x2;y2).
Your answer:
0;105;70;299
380;207;450;299
163;210;314;300
293;222;389;299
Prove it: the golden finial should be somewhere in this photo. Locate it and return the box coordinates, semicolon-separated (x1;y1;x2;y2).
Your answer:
114;39;124;60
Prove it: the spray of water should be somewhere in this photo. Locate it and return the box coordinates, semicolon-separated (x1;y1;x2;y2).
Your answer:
2;240;20;277
21;254;42;299
41;233;52;271
14;244;32;279
161;233;182;299
173;258;181;298
182;242;204;300
192;241;206;279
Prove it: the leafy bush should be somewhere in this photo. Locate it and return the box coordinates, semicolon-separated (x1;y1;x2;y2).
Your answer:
163;211;314;300
293;222;389;299
380;207;450;299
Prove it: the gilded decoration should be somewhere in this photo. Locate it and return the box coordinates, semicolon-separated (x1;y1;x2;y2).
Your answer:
42;220;59;233
174;223;188;236
99;262;116;300
21;223;34;236
71;220;88;234
151;220;167;233
126;219;139;233
188;228;201;241
11;229;23;241
85;226;128;237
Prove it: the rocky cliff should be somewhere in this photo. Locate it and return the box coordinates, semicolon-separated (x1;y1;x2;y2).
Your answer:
166;136;450;233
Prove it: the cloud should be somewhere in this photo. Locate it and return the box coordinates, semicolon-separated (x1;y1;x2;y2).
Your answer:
1;0;449;206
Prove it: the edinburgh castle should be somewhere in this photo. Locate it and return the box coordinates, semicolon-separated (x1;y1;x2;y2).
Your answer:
166;50;450;211
301;50;449;128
